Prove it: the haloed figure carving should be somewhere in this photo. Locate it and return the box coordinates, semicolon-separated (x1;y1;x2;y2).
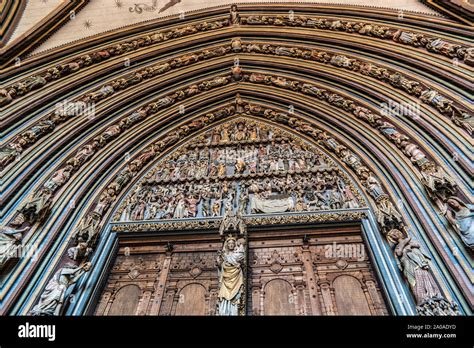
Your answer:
113;118;363;223
216;236;245;315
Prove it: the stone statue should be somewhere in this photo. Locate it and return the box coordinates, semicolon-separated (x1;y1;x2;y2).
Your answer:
375;198;403;233
0;226;29;268
365;173;385;200
444;197;474;249
217;236;245;315
219;204;246;236
421;164;457;203
0;142;24;170
229;5;240;25
30;262;91;316
387;229;441;306
72;213;101;245
16;189;53;225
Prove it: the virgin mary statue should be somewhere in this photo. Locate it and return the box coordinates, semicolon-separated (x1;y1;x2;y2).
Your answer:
217;236;245;315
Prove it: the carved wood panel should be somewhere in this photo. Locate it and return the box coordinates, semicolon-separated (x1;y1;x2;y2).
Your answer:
94;225;389;316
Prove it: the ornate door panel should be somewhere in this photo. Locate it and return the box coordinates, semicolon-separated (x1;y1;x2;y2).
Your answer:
94;249;164;315
307;232;389;316
247;226;389;316
333;276;371;315
175;283;208;315
263;279;296;315
248;237;308;315
108;284;141;315
158;242;220;316
94;225;388;315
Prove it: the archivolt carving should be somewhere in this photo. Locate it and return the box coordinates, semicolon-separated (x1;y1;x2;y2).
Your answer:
25;95;459;315
241;14;472;64
3;73;467;279
3;66;463;232
241;71;469;237
5;75;233;229
236;39;472;134
0;17;230;107
3;7;471;109
2;37;469;174
0;44;233;172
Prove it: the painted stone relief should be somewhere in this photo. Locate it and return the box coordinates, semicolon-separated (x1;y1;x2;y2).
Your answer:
114;118;363;222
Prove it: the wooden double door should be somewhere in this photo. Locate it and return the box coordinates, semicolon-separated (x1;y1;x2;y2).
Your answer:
94;225;389;315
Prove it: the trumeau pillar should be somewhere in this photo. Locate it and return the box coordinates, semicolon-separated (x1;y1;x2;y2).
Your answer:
216;209;248;316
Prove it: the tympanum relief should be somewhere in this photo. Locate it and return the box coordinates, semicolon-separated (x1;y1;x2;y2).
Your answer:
114;117;364;222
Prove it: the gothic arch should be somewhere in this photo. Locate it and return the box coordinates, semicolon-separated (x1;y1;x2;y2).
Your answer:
1;4;471;316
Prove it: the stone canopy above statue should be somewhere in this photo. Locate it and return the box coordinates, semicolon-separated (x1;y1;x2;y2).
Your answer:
113;117;366;222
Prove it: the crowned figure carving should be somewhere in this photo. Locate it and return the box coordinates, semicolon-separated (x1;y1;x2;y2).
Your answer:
216;234;246;316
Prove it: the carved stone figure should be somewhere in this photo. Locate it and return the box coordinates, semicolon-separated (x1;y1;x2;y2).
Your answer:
73;213;101;245
30;262;92;315
421;164;457;205
44;165;74;191
378;122;409;148
217;236;245;315
365;173;385;200
387;229;441;305
16;189;53;225
403;144;429;168
444;197;474;249
229;5;240;25
0;226;29;268
0;141;25;170
376;199;403;233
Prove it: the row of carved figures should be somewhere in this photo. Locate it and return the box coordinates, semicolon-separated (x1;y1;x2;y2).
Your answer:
116;171;360;222
144;142;330;181
2;98;470;317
